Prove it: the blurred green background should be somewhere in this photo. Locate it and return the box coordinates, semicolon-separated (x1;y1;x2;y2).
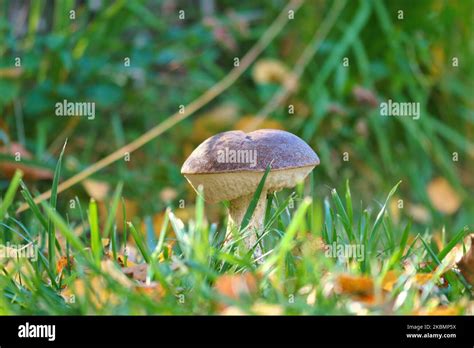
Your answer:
0;0;473;237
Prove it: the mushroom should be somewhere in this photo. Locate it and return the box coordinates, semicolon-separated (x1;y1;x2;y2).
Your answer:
181;129;319;260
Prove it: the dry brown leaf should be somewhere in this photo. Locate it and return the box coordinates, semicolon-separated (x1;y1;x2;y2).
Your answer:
456;234;474;286
101;260;134;288
116;254;136;268
159;187;178;202
135;282;166;301
61;261;132;309
0;143;53;180
122;263;148;282
335;274;375;303
56;256;74;274
82;179;110;201
214;273;258;301
427;177;461;214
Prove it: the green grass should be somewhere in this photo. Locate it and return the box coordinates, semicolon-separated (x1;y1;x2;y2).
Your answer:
0;166;471;315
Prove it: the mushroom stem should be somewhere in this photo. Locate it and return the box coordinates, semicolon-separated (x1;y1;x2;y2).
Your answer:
226;190;268;262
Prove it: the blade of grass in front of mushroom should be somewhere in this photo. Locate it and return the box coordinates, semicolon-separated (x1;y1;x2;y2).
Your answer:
192;184;211;269
263;198;311;281
240;163;271;232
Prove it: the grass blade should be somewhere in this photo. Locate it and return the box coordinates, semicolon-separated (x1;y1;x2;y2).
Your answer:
0;170;23;221
240;164;271;231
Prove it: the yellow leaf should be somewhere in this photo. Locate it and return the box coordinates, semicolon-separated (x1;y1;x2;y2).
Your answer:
214;273;258;301
251;302;284;315
0;143;53;180
82;179;110;201
382;270;399;292
335;274;375;303
252;59;291;85
56;256;74;274
414;273;433;286
234;115;284;131
427;177;461;214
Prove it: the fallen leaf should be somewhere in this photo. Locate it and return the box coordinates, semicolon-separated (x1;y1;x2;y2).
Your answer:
135;282;166;301
252;59;292;85
56;256;74;274
82;179;110;201
0;143;53;180
382;270;399;292
122;263;148;282
61;260;132;309
427;177;461;214
413;273;434;286
335;274;374;303
250;302;284;315
407;203;431;223
214;273;258;301
159;187;178;202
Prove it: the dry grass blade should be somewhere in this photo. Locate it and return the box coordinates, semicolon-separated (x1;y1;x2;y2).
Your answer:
16;0;304;214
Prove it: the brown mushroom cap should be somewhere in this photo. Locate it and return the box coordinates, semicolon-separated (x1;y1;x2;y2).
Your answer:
181;129;319;203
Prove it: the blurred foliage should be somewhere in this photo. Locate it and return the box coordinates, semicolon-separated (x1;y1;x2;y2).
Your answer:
0;0;473;237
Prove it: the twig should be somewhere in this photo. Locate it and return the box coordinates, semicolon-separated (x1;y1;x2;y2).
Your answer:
243;0;347;132
16;0;304;214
